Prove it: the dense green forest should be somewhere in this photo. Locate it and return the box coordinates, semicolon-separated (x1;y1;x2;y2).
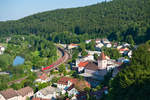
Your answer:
0;0;150;44
0;35;57;90
107;41;150;100
0;0;150;98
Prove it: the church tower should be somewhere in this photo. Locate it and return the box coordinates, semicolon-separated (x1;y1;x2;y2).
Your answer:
98;52;107;70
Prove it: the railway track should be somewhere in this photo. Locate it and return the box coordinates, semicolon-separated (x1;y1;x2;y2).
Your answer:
8;46;70;85
43;46;70;74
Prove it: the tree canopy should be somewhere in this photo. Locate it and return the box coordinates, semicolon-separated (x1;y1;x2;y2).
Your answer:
0;0;149;44
108;43;150;100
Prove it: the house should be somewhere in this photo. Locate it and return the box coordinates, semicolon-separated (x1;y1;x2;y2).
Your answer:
83;54;94;61
128;50;132;58
57;77;90;98
95;39;101;44
107;61;122;71
117;57;130;63
67;84;79;97
123;43;130;47
119;47;129;54
57;77;77;90
0;88;22;100
75;54;94;71
68;44;79;49
85;40;91;44
77;61;89;72
105;43;112;48
87;51;101;56
0;87;34;100
113;43;118;48
17;86;34;100
117;45;123;50
80;52;122;80
84;62;107;80
74;58;85;71
57;77;79;96
34;86;61;100
35;73;49;83
95;43;104;50
81;52;108;80
102;38;110;44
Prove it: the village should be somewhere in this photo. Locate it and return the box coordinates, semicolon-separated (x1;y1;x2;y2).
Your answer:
0;38;134;100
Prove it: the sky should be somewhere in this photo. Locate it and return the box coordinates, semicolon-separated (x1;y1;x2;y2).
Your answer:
0;0;104;21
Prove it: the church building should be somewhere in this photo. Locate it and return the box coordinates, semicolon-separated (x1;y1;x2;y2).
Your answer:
81;52;108;80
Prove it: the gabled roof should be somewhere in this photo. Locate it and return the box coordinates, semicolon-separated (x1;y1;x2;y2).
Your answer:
38;86;61;96
69;44;79;46
119;48;129;51
57;77;70;85
0;88;19;99
57;77;78;85
98;52;106;60
78;61;89;67
17;86;33;97
85;62;99;71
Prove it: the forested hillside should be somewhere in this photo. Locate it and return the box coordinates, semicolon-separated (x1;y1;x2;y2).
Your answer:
0;0;150;44
108;41;150;100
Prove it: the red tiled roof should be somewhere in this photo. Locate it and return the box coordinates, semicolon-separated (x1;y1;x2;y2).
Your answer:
69;44;79;46
119;48;129;51
57;77;78;85
58;77;90;91
78;61;89;67
98;52;106;60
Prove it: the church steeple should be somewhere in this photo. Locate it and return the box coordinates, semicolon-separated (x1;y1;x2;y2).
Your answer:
98;52;106;60
98;52;107;69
